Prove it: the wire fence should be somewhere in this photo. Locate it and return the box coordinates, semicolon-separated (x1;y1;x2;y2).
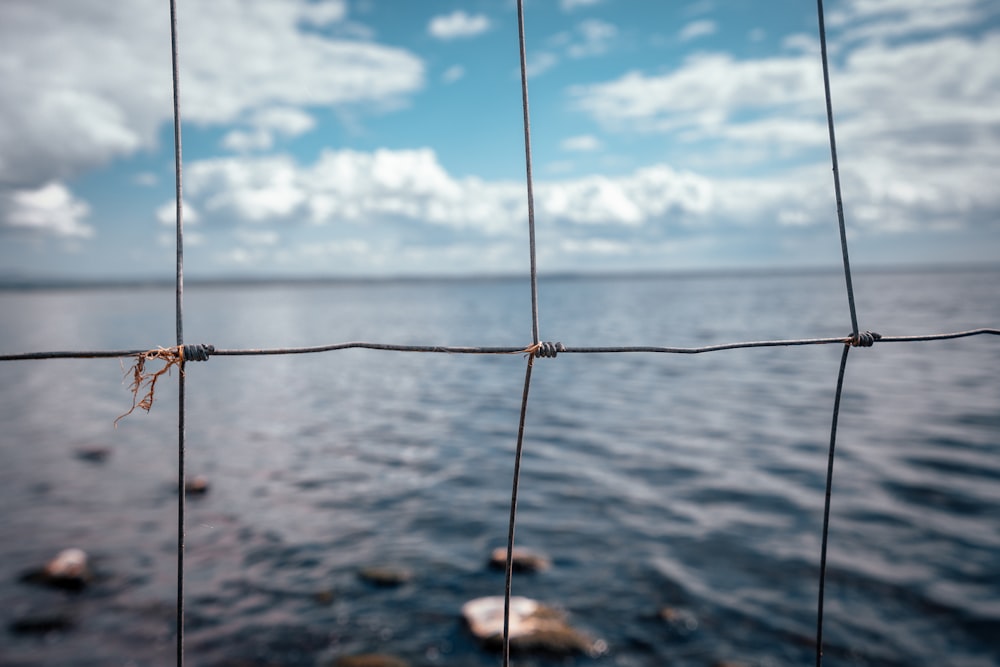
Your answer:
1;1;998;666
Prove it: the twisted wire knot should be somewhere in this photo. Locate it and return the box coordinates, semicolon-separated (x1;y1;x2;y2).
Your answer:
533;341;565;358
847;331;881;347
181;343;214;362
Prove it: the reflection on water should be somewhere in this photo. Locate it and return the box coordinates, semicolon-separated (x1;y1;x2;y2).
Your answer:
1;269;998;666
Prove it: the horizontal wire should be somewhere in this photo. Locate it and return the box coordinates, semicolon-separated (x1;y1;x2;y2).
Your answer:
866;329;1000;342
0;328;997;362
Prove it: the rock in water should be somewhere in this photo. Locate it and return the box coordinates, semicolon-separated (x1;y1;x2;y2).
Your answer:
21;548;91;591
74;446;111;463
488;546;550;573
314;589;335;605
358;566;412;587
659;605;699;635
9;613;75;635
461;595;595;655
184;475;210;496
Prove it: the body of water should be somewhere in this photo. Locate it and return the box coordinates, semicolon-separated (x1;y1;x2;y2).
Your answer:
1;268;998;666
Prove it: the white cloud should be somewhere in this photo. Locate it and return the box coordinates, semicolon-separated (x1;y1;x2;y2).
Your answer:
157;230;205;248
560;0;603;11
782;33;818;55
134;172;158;187
530;18;619;76
234;229;280;246
2;182;93;238
527;52;560;77
221;129;274;153
561;135;602;152
299;1;347;26
557;238;629;255
442;65;466;84
715;118;827;149
428;11;490;40
0;0;422;190
540;177;643;226
250;237;524;276
684;0;715;16
173;149;732;273
577;164;713;223
188;156;306;223
546;160;577;174
250;107;316;137
179;148;717;235
679;20;716;42
574;31;1000;146
570;22;1000;236
567;19;618;58
571;53;822;132
180;4;422;124
221;107;316;153
156;199;201;226
167;139;994;273
828;0;986;42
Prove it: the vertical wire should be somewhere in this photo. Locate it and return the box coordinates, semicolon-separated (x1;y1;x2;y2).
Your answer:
170;4;184;346
504;4;541;664
503;356;535;667
816;344;851;667
167;0;186;665
815;3;863;660
176;365;187;667
816;0;859;335
515;0;540;346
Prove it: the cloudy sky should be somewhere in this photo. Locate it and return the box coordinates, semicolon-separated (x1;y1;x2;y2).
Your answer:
1;0;998;280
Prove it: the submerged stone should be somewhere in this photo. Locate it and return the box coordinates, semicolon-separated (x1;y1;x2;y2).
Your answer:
21;548;91;591
659;606;699;634
358;566;412;587
9;613;75;635
314;588;335;605
184;475;210;496
461;595;595;655
74;446;111;463
488;546;550;573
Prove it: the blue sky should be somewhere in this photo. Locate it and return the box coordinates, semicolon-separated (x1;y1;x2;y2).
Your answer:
1;0;998;280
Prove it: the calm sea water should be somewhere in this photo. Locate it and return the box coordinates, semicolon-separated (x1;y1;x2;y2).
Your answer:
1;268;998;667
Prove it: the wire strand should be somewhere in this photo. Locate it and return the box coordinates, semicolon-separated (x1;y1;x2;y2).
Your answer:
515;0;540;347
816;344;851;666
503;355;535;667
3;328;998;362
816;0;859;335
167;0;186;663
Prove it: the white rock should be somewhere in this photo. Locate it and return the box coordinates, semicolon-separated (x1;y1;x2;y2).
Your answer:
461;595;595;654
45;548;88;579
26;548;92;590
462;595;539;640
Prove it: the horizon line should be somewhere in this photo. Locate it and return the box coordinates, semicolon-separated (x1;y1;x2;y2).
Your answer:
1;260;997;291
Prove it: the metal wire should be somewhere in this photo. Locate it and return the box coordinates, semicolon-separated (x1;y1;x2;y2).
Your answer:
814;2;855;661
816;344;850;667
503;3;543;663
503;356;535;667
816;0;859;336
515;0;541;348
4;329;998;363
167;0;186;663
